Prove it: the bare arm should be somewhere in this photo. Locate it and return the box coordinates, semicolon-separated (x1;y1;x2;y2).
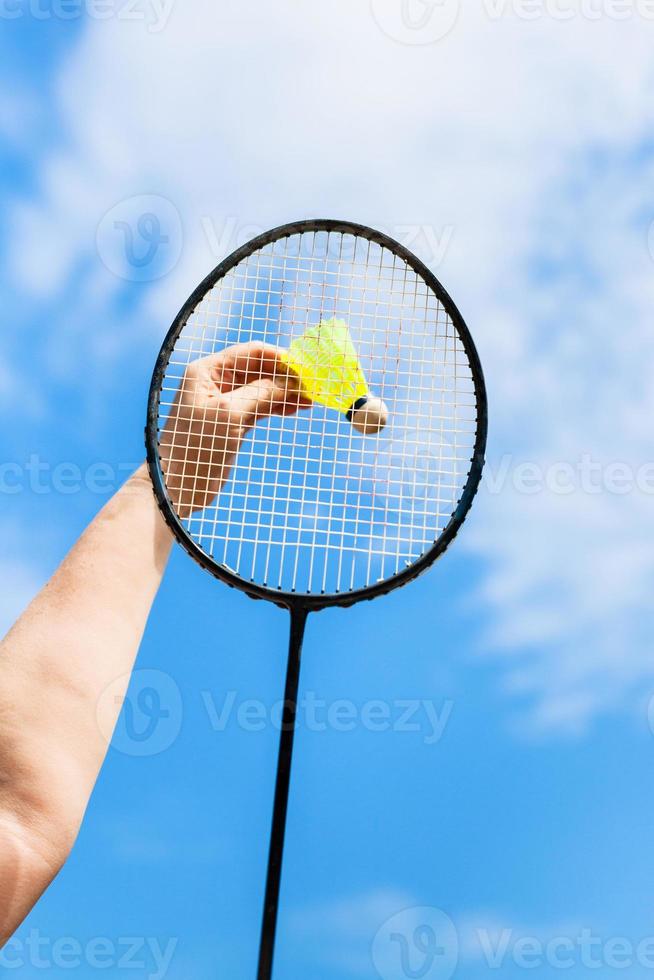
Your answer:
0;466;172;943
0;343;307;944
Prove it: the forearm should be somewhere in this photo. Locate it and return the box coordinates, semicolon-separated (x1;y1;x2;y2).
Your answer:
0;464;172;938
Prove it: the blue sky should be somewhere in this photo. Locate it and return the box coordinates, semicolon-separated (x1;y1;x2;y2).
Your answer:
2;2;654;978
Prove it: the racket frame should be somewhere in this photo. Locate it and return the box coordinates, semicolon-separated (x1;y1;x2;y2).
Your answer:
145;217;488;614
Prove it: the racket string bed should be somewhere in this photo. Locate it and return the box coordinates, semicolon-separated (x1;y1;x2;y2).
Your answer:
157;229;477;596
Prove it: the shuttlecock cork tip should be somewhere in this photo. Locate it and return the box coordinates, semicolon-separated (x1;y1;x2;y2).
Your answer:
347;395;389;436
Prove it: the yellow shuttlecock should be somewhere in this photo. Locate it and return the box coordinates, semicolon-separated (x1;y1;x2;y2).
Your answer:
281;318;388;435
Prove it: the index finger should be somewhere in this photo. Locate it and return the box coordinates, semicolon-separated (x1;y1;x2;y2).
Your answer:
210;342;309;398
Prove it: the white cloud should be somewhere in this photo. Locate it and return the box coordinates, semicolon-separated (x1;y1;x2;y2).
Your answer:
466;144;654;735
3;1;654;732
287;883;654;980
289;888;417;975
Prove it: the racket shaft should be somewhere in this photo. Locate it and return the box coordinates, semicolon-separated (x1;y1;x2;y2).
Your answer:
257;607;308;980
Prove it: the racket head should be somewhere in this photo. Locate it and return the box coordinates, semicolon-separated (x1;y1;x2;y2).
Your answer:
146;219;487;611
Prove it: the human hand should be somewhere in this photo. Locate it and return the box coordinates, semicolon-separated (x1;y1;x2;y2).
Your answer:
159;343;311;517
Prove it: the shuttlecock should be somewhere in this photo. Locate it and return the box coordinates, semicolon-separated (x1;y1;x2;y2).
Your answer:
281;318;388;435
